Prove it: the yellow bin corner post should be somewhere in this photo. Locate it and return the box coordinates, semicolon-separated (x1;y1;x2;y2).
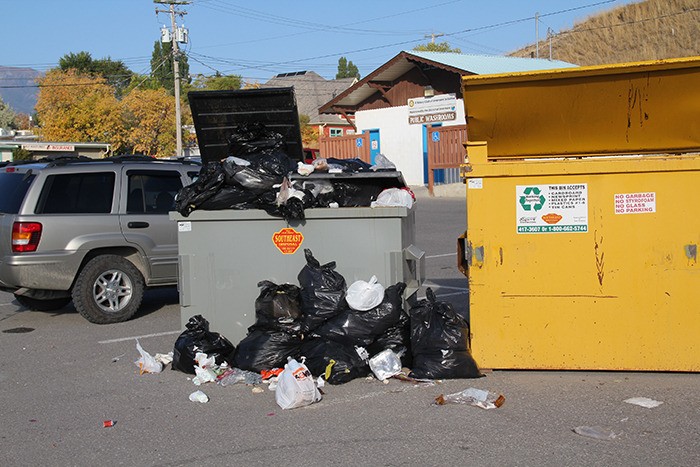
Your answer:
459;57;700;371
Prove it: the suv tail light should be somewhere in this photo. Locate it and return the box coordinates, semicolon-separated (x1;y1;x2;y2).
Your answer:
12;222;42;252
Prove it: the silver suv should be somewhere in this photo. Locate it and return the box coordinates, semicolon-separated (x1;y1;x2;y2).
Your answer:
0;155;200;323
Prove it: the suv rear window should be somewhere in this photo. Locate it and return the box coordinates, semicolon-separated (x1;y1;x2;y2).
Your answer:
36;172;115;214
0;172;36;214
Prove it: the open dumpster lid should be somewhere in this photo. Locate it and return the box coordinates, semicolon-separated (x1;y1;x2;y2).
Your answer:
189;87;304;164
462;56;700;160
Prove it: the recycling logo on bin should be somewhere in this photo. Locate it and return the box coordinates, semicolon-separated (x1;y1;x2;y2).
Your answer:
272;227;304;254
519;186;545;211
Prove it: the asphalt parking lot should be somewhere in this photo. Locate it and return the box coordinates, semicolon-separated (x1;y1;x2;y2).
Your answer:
1;194;698;466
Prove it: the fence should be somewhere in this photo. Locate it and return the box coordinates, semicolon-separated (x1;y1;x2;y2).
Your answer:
426;124;468;195
319;133;371;163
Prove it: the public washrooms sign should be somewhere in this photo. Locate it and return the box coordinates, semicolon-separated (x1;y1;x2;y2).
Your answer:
272;227;304;254
407;93;457;125
516;184;588;233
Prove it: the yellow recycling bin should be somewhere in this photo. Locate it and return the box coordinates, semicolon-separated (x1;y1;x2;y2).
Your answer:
458;57;700;371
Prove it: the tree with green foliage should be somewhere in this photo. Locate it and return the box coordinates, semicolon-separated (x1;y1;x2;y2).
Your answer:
151;41;190;95
58;51;134;98
12;147;32;161
336;57;360;79
413;41;461;53
189;73;243;91
0;97;16;129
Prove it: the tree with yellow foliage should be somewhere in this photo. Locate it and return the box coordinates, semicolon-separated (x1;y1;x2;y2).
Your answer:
35;69;123;146
121;88;177;157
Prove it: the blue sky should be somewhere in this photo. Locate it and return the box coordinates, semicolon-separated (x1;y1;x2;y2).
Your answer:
3;0;639;82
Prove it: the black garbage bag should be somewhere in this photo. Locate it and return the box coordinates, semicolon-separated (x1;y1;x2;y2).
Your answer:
297;249;348;333
326;158;373;173
300;337;370;385
227;122;285;158
229;167;283;195
254;280;302;334
411;349;482;380
313;282;406;347
197;184;259;210
409;288;481;379
367;306;412;367
172;315;236;374
231;326;302;372
247;149;296;177
175;162;226;216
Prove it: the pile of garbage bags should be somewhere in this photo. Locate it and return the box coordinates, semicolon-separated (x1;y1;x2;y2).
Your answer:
174;123;413;221
170;249;482;385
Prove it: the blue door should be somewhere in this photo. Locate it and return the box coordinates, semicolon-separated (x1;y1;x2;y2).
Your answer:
423;124;443;184
366;129;380;164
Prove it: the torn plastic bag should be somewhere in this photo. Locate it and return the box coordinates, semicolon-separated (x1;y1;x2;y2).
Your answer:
369;349;402;381
297;249;348;333
231;326;302;373
174;162;226;216
135;340;162;375
313;283;406;347
346;275;385;311
172;315;236;374
254;280;302;334
300;338;370;385
275;357;322;409
409;288;481;379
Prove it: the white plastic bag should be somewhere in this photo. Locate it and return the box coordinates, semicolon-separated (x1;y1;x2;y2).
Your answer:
369;349;402;381
370;154;396;171
135;340;163;375
275;357;322;410
346;275;385;311
370;188;414;209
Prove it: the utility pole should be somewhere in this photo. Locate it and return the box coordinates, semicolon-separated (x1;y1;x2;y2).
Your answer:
424;32;444;44
535;12;540;59
155;0;189;158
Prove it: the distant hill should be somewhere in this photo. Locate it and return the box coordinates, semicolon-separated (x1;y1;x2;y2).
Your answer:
510;0;700;65
0;66;41;115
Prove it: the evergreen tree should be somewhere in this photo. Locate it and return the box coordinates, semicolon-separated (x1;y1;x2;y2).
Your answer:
336;57;360;79
151;41;190;95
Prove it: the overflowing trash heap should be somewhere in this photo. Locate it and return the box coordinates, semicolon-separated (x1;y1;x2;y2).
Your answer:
167;248;481;390
174;122;414;221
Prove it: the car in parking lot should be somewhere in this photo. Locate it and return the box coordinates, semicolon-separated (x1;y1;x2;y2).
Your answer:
0;155;200;323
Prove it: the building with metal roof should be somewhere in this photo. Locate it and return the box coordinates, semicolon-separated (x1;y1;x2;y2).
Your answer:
319;51;576;186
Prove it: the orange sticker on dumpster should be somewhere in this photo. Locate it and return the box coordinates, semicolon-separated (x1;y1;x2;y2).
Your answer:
541;213;563;224
272;228;304;254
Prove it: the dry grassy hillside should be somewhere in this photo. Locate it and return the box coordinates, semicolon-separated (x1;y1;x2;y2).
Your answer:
510;0;700;65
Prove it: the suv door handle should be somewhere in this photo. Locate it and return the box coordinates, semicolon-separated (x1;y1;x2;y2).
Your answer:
128;221;150;229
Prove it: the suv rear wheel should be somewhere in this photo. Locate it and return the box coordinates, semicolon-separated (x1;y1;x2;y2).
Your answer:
14;294;71;312
72;255;145;324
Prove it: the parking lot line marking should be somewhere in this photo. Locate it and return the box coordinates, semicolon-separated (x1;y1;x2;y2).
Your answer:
426;253;456;259
98;330;182;344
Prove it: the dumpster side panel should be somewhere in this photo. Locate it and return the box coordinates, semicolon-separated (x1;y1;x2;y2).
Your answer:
466;161;700;371
174;208;419;345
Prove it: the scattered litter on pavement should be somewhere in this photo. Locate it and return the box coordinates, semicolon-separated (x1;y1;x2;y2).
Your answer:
154;352;173;366
103;420;115;428
111;353;126;363
189;390;209;403
275;357;322;410
134;340;162;374
252;387;264;394
218;367;263;386
623;397;663;408
434;387;505;409
573;425;618;440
